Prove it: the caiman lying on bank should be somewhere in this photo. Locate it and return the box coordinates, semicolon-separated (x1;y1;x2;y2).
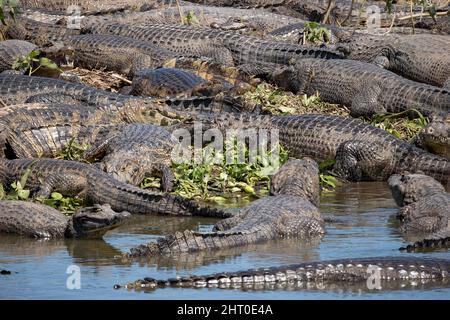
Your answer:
0;74;245;114
0;104;177;189
0;40;37;73
271;59;450;117
88;22;343;67
126;158;325;257
414;115;450;159
388;173;450;251
177;113;449;186
0;158;230;218
0;202;129;239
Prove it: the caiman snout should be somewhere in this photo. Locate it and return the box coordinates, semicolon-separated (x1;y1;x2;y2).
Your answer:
71;204;130;238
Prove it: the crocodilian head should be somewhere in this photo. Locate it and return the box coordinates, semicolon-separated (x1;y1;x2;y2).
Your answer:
66;204;130;239
388;173;446;207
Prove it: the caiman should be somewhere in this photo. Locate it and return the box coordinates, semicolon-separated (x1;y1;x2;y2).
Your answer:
271;58;450;117
0;158;230;218
84;4;303;33
336;33;450;88
114;256;450;291
0;202;129;239
20;0;154;15
83;123;176;191
126;158;324;257
0;105;177;190
0;103;178;158
184;0;450;27
87;22;344;67
2;19;257;95
413;114;449;159
176;113;450;186
389;173;450;251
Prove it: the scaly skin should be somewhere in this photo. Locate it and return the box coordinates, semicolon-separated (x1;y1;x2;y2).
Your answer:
20;0;153;15
0;103;256;167
128;67;241;98
129;68;208;98
0;158;231;218
0;73;138;106
0;103;127;158
271;58;450;117
126;158;324;257
414;115;450;159
4;19;258;92
3;18;81;46
0;74;246;114
62;34;187;76
178;113;450;186
388;173;450;250
115;256;450;291
0;40;37;73
0;201;130;238
91;4;303;33
416;14;450;34
337;34;450;88
0;105;177;190
268;21;350;44
185;0;449;26
83;124;176;190
88;23;344;67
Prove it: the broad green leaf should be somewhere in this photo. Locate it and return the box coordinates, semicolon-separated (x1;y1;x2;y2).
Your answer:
51;192;63;200
17;189;30;200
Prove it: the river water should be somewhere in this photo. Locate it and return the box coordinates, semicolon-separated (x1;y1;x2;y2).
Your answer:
0;182;449;299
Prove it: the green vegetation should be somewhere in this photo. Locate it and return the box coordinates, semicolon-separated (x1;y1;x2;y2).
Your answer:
12;50;60;76
245;83;427;142
184;10;200;25
37;192;83;214
303;22;331;44
368;109;428;141
243;83;349;116
142;141;341;204
0;161;82;213
318;159;339;191
0;0;19;25
0;165;32;201
55;138;90;162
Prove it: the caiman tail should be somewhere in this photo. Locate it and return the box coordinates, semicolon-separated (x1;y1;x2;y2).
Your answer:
115;256;450;291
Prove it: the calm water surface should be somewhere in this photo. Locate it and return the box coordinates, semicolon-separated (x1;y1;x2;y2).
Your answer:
1;182;449;299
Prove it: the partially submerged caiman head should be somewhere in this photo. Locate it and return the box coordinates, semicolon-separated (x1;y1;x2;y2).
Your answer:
270;157;320;206
388;173;446;207
66;204;130;238
414;115;450;159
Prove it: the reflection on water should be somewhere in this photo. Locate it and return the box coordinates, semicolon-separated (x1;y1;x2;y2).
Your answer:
0;182;449;299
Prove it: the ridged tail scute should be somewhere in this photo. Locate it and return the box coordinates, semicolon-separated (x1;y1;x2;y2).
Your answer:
413;151;450;187
400;229;450;252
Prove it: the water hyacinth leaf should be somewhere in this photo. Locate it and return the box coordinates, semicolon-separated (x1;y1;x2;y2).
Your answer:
17;189;30;200
0;184;5;200
39;57;60;70
51;192;63;201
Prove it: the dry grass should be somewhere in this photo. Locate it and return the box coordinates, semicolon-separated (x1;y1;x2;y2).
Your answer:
59;67;130;92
